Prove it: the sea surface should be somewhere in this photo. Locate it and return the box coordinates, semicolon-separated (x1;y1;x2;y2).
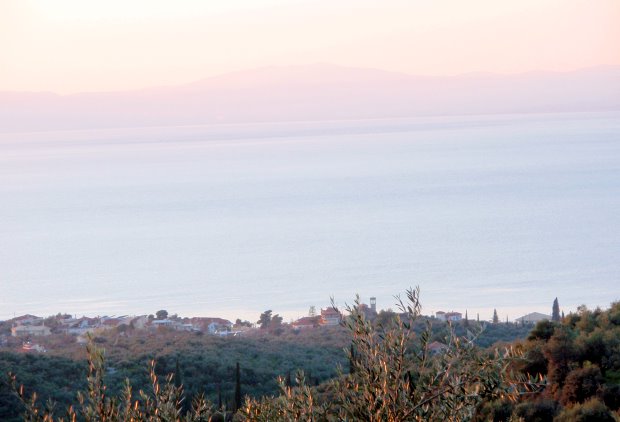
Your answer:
1;112;619;322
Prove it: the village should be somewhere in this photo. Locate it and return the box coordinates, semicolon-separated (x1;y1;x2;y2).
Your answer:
0;295;551;354
0;305;348;353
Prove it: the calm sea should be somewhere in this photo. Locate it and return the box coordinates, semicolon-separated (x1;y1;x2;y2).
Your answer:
1;112;619;322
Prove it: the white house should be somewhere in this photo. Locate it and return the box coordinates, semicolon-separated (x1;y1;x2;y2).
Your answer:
445;312;462;322
515;312;551;324
436;311;462;322
152;319;175;327
320;308;342;326
11;324;51;337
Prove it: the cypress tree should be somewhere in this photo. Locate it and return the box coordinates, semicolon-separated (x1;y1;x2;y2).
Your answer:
174;357;182;389
173;357;186;413
552;297;560;322
234;362;241;412
285;370;292;387
464;310;469;328
306;370;317;386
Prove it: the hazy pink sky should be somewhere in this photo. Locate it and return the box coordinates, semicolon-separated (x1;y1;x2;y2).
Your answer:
1;0;618;94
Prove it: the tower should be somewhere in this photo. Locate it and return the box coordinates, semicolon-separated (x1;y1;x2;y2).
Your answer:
370;297;376;312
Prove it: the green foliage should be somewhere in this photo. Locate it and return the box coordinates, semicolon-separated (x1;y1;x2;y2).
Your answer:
234;319;252;328
511;300;620;419
0;311;530;419
472;399;514;422
560;366;604;406
512;399;558;422
241;372;329;421
244;288;535;421
9;342;217;421
256;310;271;329
554;398;618;422
373;309;398;329
528;320;556;341
552;298;561;322
599;384;620;411
449;320;531;349
544;325;578;391
0;353;86;422
1;330;346;421
256;310;283;334
5;292;620;421
234;362;241;412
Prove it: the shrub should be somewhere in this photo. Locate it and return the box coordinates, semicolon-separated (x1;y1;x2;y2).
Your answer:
243;288;539;421
472;400;514;422
598;384;620;411
10;342;218;421
10;288;539;422
560;366;604;405
554;398;617;422
512;399;558;422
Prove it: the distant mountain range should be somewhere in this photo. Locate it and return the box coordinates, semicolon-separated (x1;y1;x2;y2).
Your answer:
1;64;619;132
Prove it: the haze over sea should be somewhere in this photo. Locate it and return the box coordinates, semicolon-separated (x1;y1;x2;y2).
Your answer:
1;111;619;322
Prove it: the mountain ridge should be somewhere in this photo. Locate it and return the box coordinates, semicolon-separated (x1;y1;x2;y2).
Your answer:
1;63;619;133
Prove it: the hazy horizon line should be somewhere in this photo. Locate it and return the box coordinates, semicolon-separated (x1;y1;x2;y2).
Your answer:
4;62;619;96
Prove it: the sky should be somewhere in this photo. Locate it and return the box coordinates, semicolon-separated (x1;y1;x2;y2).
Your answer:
1;0;619;94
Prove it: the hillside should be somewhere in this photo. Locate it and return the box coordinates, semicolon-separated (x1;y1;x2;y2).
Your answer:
2;299;619;420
